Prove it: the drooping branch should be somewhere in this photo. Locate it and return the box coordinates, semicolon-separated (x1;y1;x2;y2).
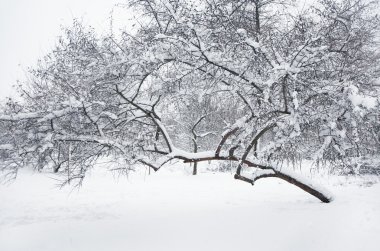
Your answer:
234;170;332;203
115;85;174;152
138;159;161;172
215;127;239;157
237;91;256;119
236;123;276;175
165;149;332;203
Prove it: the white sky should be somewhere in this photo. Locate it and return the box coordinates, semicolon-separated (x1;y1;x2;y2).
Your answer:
0;0;132;101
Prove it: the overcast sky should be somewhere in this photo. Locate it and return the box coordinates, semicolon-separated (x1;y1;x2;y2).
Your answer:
0;0;132;101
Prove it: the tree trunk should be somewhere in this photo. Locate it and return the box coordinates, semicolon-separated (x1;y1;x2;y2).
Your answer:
192;136;198;175
193;161;197;175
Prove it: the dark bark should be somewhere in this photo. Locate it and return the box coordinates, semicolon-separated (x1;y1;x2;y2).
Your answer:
191;116;206;175
193;162;197;175
275;172;331;203
180;156;331;203
234;171;332;203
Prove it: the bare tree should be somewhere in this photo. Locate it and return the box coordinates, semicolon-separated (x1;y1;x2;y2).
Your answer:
1;0;380;202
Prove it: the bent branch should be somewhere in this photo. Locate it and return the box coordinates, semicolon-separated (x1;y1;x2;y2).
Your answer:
169;150;332;203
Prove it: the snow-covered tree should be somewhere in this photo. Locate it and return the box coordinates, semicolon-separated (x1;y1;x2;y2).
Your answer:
1;0;379;202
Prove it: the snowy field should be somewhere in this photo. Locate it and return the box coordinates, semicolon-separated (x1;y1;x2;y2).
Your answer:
1;164;380;251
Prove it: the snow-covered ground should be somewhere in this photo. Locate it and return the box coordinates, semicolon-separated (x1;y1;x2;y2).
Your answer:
1;164;380;251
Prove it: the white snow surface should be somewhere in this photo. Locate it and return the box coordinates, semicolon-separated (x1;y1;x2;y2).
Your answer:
1;164;380;251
